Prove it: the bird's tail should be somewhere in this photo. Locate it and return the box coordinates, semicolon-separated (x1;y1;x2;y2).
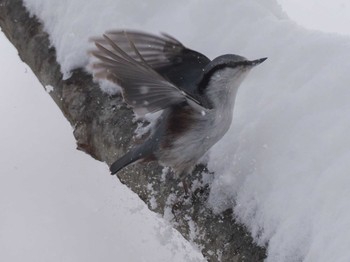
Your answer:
109;144;153;175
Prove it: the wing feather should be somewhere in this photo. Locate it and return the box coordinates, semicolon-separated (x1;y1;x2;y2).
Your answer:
90;32;208;115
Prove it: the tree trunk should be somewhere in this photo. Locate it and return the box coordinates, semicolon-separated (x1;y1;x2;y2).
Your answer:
0;0;266;260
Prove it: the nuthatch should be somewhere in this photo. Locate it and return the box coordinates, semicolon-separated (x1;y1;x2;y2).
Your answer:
90;30;266;191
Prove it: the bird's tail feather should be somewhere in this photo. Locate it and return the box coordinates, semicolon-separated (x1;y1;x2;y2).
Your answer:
109;144;153;175
110;151;138;175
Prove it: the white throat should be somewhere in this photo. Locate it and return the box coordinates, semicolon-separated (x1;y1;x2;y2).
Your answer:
205;67;250;110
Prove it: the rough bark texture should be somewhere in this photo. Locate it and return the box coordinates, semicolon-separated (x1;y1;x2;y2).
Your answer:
0;0;267;261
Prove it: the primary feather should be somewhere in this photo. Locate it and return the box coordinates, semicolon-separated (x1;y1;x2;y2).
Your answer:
91;30;212;115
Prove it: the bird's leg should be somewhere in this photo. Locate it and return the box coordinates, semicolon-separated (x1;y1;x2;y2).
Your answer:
182;178;189;197
171;176;191;217
179;170;190;197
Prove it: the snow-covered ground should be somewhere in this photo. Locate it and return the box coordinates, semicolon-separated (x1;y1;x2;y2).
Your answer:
2;0;350;261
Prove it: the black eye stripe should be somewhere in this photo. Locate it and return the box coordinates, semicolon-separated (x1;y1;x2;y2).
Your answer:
197;62;245;93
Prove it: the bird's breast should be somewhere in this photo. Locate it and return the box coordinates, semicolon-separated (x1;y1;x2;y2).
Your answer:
162;104;232;152
156;105;233;174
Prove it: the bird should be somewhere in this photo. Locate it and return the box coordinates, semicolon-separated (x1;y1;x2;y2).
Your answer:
90;30;266;192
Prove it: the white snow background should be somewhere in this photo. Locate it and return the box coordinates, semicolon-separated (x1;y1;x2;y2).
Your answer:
1;0;350;261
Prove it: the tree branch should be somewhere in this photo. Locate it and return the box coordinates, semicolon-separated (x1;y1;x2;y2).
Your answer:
0;0;266;260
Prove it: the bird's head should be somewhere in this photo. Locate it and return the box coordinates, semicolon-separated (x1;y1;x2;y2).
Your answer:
199;54;267;102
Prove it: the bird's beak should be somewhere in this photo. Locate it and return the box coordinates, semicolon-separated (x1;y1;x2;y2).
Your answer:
248;57;268;66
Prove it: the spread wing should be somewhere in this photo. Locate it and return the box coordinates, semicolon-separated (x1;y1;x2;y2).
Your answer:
90;30;211;115
91;30;211;92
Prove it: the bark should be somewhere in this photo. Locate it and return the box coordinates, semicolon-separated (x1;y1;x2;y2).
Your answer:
0;0;266;261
